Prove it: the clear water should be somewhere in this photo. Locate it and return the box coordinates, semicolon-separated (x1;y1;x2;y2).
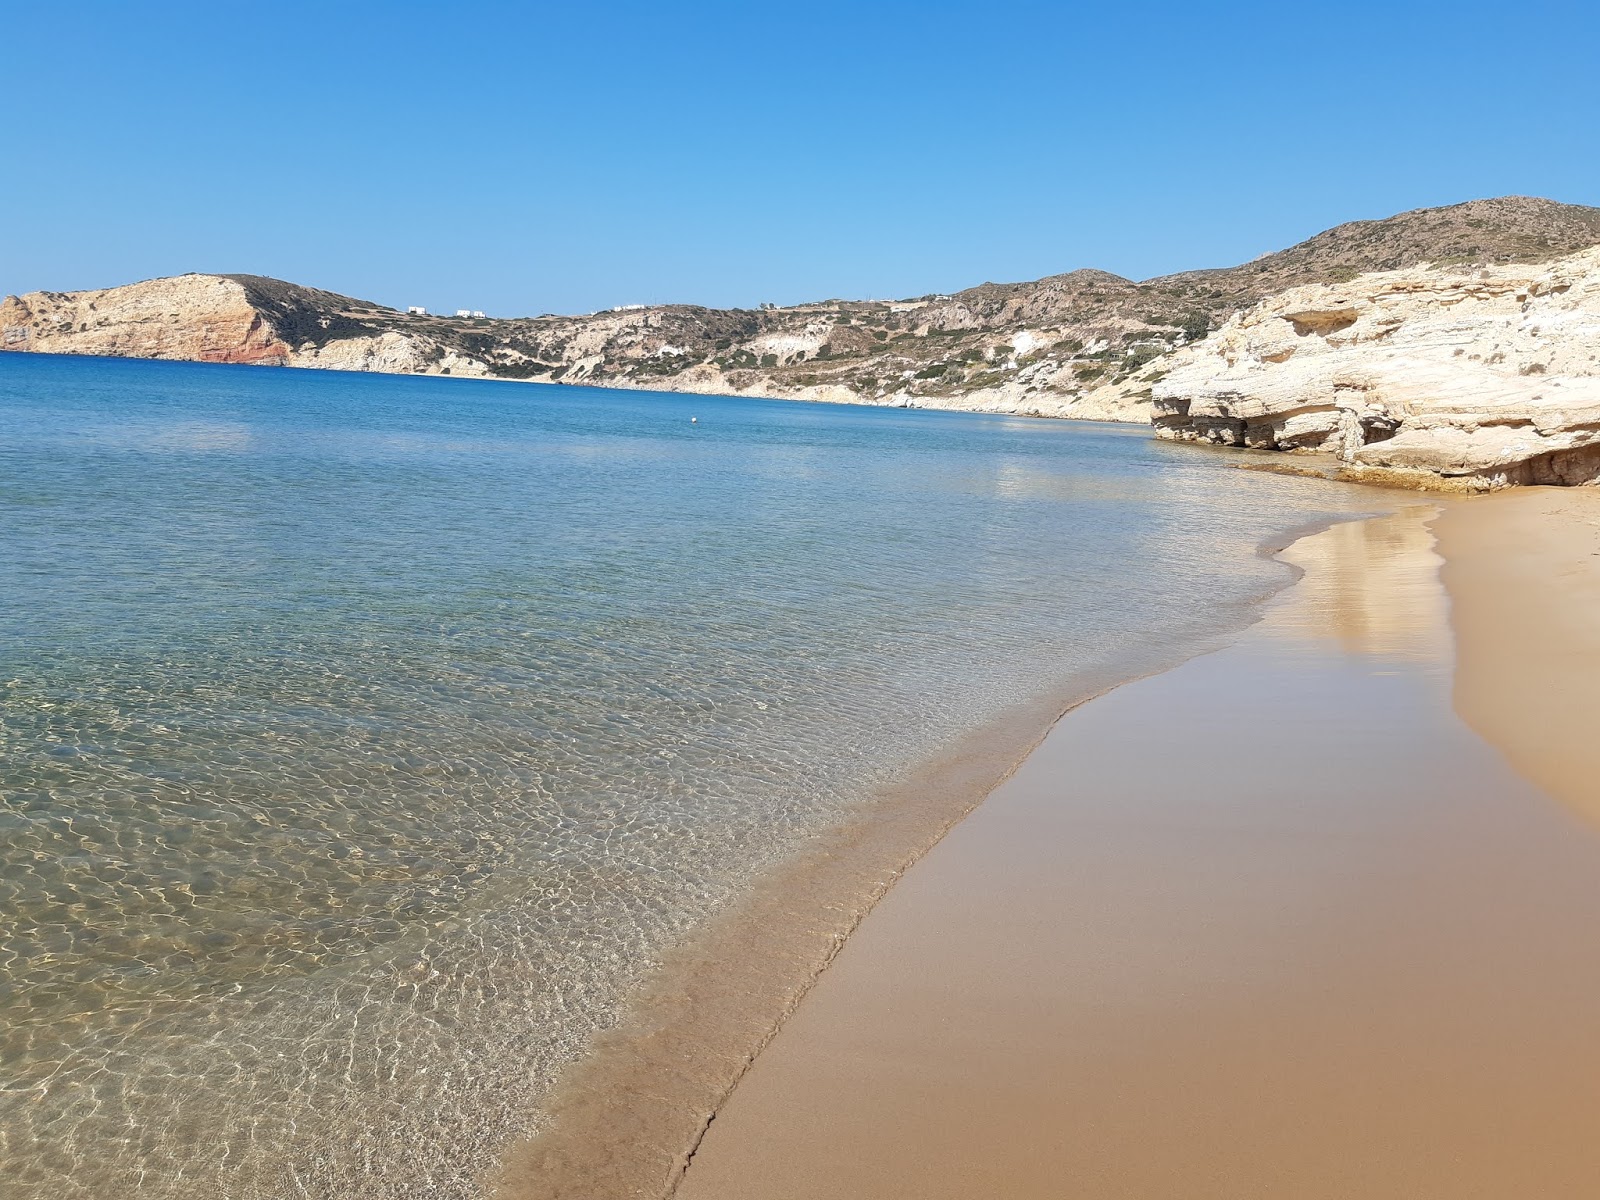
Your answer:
0;354;1375;1198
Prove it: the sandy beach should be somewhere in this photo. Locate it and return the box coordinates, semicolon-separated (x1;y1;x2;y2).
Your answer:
489;631;1259;1200
672;489;1600;1200
1434;489;1600;825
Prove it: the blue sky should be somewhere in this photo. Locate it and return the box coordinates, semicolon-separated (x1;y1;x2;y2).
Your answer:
4;1;1597;316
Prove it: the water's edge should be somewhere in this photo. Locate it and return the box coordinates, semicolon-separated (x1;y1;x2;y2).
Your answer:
486;512;1381;1200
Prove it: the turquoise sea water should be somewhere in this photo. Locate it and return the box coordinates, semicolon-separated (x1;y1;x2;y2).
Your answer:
0;354;1374;1198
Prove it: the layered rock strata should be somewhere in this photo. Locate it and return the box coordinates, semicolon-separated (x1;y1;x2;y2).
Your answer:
1152;248;1600;488
0;277;490;378
0;275;294;365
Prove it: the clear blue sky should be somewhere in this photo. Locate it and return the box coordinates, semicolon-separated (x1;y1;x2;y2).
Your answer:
4;0;1597;317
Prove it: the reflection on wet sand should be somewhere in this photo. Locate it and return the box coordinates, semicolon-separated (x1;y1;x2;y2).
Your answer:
1436;487;1600;825
1268;504;1451;662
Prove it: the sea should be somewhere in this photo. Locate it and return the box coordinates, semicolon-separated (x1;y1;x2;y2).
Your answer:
0;353;1377;1198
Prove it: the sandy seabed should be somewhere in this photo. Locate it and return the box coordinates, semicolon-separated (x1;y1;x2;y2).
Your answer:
668;490;1600;1200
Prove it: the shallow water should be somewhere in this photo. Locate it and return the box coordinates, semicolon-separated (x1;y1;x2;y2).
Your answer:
0;355;1377;1198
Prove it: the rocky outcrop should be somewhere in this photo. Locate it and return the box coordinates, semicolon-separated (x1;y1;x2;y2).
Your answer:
1151;248;1600;488
293;332;490;377
0;275;293;365
0;275;489;378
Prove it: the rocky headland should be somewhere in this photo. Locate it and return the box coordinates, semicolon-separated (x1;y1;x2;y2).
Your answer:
1152;246;1600;488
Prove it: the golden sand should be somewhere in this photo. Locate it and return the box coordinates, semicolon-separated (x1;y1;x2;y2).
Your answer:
673;498;1600;1199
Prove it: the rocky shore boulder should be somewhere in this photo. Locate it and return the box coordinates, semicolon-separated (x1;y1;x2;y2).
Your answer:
1151;248;1600;488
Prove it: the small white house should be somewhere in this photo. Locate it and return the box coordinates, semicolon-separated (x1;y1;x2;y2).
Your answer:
406;305;426;315
471;310;486;318
455;309;472;318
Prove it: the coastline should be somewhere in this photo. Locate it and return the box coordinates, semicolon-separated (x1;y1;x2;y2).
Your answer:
14;23;1600;1194
5;350;1405;1199
0;349;1152;426
671;493;1600;1199
486;509;1395;1200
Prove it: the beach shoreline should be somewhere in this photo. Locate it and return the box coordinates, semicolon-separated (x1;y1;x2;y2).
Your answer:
667;489;1600;1200
487;654;1226;1200
3;353;1407;1200
486;508;1402;1200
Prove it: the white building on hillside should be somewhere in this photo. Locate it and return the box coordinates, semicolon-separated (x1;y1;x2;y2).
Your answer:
407;306;426;315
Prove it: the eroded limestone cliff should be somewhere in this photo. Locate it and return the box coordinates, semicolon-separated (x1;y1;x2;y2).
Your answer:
1151;248;1600;488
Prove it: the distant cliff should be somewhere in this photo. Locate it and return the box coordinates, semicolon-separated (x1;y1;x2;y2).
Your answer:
0;275;492;376
6;196;1600;429
1152;246;1600;488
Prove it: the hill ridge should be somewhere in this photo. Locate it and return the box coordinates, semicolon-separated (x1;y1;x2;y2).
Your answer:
6;195;1600;423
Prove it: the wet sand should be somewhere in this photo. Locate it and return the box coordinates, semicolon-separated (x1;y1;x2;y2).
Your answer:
1434;488;1600;824
675;497;1600;1200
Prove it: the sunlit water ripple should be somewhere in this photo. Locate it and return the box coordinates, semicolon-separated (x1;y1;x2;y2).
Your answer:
0;355;1375;1198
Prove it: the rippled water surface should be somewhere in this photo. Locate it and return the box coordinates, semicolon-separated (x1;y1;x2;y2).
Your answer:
0;355;1376;1198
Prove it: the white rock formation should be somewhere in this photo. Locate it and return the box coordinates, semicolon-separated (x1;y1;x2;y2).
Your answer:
1152;249;1600;487
294;332;489;376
